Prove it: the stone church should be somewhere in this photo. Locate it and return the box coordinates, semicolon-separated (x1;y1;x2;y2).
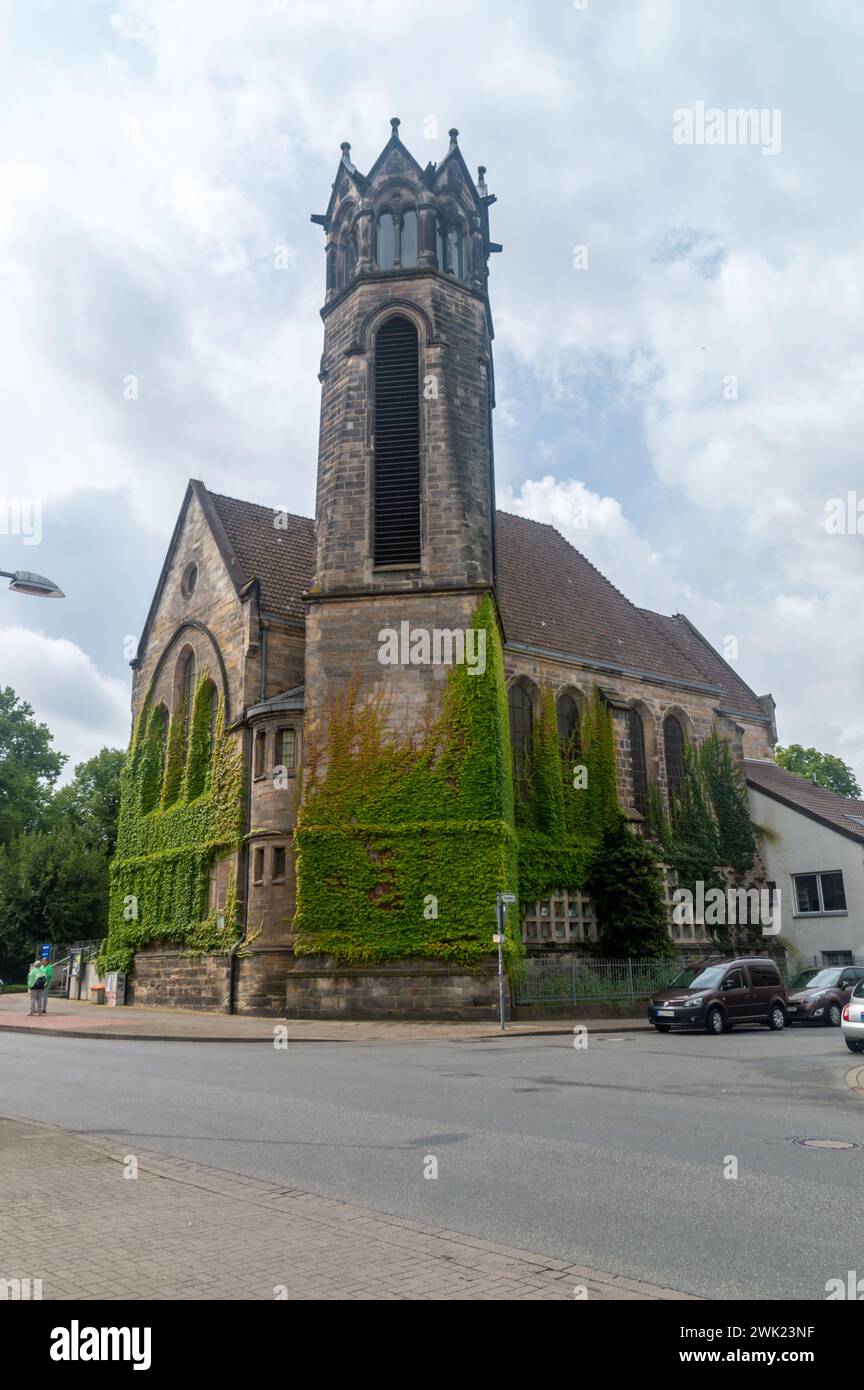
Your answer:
108;121;777;1018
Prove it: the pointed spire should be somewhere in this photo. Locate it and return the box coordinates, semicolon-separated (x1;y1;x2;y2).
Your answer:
390;116;401;139
477;165;487;197
340;141;355;173
448;127;459;150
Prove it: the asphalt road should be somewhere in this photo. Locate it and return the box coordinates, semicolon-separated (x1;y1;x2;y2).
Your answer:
2;1024;862;1300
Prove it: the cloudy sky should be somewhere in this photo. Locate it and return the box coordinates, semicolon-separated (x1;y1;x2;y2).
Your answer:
0;0;862;781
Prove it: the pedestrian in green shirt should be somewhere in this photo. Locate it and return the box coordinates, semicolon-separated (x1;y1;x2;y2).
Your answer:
27;957;53;1016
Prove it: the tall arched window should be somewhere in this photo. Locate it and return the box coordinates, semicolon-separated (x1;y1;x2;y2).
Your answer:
508;683;533;787
400;210;418;267
376;213;396;270
557;694;580;764
628;708;649;819
663;714;685;799
373;315;421;566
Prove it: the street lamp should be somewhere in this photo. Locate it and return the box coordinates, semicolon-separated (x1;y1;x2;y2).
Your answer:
0;568;65;598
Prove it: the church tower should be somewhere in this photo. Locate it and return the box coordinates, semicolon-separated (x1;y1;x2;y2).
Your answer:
303;118;502;746
294;121;514;1008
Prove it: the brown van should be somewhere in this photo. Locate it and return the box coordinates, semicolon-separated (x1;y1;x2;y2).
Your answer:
648;958;788;1035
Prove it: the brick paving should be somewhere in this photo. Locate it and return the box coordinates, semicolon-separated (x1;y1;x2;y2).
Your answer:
0;1115;694;1301
0;995;648;1043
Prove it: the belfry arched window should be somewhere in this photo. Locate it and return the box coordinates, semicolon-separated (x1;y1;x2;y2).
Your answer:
342;231;357;284
628;708;649;819
373;315;421;566
508;683;533;788
375;213;396;270
447;224;463;279
400;210;418;267
663;714;685;799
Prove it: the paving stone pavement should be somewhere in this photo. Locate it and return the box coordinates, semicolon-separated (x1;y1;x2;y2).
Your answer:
0;1115;694;1301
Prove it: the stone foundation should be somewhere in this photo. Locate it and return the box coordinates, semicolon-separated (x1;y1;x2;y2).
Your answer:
126;947;502;1020
126;948;231;1012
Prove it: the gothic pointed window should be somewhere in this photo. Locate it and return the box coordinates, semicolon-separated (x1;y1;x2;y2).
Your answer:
628;708;649;819
376;213;396;270
663;714;685;799
508;683;533;788
373;315;421;566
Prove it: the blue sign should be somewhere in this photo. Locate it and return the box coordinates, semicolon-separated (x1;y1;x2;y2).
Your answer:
40;944;50;960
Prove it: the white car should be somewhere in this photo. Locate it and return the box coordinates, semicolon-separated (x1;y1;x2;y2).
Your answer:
841;979;864;1053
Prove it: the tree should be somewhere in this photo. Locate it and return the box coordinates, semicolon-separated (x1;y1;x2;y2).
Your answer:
0;687;65;845
586;817;674;959
0;742;124;979
46;748;126;856
775;744;862;799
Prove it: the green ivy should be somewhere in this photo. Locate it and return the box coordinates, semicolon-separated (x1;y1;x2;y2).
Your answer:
99;678;245;975
516;684;619;905
293;595;521;966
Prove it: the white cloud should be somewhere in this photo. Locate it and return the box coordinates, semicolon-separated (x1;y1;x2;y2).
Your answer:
0;627;130;776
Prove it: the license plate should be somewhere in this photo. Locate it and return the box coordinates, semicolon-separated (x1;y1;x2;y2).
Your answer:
657;1009;675;1017
855;1009;864;1022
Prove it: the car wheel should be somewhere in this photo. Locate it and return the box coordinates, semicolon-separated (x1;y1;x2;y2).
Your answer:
767;1003;786;1031
654;1025;671;1033
845;1039;864;1053
827;1003;842;1027
706;1006;725;1036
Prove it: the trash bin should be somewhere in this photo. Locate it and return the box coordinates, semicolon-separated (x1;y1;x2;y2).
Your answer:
91;984;106;1005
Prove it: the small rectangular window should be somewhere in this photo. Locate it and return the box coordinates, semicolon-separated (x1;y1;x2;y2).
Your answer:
254;731;266;779
275;727;296;773
272;847;286;882
253;846;264;883
794;871;847;914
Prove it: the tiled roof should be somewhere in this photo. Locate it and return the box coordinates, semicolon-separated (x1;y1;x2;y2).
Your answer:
204;488;768;713
746;759;864;844
495;512;715;688
208;492;315;623
637;609;767;720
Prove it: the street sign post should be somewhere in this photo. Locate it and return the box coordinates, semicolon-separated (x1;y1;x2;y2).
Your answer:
40;943;50;961
495;893;517;1032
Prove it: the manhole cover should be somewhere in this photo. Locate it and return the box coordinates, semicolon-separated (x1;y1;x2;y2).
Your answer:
791;1137;862;1150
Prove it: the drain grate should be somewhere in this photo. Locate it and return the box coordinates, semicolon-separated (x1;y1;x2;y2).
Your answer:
790;1136;862;1150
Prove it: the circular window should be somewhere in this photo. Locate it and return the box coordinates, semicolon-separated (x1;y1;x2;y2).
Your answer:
181;561;198;598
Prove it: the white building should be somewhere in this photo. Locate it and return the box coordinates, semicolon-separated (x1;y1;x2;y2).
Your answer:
746;759;864;963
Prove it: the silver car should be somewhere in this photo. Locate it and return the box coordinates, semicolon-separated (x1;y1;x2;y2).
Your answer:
841;978;864;1053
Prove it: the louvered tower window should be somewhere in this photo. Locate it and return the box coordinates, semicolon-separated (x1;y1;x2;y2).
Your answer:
373;316;421;566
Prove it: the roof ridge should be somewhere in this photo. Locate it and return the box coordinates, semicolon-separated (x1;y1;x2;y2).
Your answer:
208;489;314;527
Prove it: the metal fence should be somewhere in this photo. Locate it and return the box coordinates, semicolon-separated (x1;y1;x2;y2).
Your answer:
512;952;864;1006
511;955;706;1006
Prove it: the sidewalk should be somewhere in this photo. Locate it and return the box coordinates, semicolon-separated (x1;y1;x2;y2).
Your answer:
0;1114;693;1300
0;994;649;1043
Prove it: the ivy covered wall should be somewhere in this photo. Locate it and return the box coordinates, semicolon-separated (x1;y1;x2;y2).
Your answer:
101;675;245;974
293;595;520;966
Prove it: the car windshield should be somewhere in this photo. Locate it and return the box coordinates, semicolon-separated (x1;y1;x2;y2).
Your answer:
853;979;864;999
789;968;821;989
793;969;840;990
677;965;726;991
